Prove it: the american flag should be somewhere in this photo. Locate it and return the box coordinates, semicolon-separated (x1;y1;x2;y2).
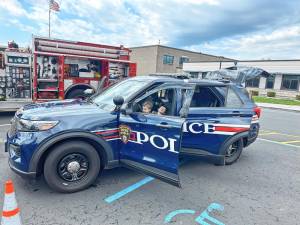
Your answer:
49;0;60;11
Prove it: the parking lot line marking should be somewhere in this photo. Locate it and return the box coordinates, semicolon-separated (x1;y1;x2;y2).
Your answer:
104;160;186;204
0;124;10;127
104;176;154;203
278;133;300;138
259;132;279;136
260;130;300;138
280;140;300;144
257;138;300;149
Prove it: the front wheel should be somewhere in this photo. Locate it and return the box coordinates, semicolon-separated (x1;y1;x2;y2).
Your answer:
44;141;101;193
224;139;243;165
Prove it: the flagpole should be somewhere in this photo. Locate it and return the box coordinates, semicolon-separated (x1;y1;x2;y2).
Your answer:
48;4;51;38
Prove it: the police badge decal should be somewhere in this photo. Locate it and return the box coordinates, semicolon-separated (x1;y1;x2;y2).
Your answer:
119;125;131;144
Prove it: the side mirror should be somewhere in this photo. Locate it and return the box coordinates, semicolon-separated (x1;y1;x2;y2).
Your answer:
113;95;124;106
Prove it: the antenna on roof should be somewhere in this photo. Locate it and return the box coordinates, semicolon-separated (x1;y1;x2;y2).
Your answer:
158;39;160;45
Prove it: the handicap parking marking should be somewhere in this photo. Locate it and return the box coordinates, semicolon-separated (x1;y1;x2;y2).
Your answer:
164;203;225;225
164;209;196;223
104;176;154;203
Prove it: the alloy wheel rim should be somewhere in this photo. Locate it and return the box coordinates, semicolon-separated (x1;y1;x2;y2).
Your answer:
225;142;238;158
58;153;89;182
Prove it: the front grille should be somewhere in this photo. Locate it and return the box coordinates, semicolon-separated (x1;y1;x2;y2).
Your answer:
8;117;17;137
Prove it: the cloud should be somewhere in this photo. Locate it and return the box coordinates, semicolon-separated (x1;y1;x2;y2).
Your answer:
190;24;300;59
0;0;300;59
0;0;26;16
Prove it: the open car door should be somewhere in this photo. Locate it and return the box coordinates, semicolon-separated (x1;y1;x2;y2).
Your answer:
118;85;187;187
118;115;184;187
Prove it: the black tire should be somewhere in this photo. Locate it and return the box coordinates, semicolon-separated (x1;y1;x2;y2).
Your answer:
44;141;101;193
66;89;86;99
224;139;243;165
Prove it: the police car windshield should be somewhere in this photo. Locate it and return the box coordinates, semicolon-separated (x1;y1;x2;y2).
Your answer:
92;79;146;111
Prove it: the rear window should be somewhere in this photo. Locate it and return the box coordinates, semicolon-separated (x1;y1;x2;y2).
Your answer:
190;86;226;107
190;85;245;108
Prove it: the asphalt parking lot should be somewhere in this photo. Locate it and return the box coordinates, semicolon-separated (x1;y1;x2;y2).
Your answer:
0;108;299;225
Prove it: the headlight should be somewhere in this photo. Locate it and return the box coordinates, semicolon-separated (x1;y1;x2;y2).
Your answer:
17;119;59;131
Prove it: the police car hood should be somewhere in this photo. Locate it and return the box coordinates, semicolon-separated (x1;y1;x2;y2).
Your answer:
16;99;109;120
205;66;270;85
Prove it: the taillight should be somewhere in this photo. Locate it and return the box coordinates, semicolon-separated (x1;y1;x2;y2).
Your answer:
254;106;261;118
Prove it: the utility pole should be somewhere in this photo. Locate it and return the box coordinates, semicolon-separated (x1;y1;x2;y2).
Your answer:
48;6;51;38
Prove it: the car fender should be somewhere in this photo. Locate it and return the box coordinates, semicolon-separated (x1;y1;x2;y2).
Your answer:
28;130;117;174
219;131;249;156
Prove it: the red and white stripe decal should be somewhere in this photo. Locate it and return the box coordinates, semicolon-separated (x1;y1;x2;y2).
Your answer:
93;122;251;141
208;123;250;135
93;128;120;141
92;128;138;141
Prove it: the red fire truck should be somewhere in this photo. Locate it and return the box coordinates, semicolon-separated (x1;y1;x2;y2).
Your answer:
32;36;136;101
0;42;32;111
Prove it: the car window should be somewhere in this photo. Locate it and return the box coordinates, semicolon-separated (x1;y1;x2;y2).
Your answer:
133;88;176;116
190;86;225;107
226;87;243;107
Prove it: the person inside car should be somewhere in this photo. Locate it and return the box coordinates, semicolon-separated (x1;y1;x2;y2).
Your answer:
142;100;153;113
157;104;167;115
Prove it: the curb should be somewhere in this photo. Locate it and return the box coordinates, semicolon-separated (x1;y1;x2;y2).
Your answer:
258;106;300;113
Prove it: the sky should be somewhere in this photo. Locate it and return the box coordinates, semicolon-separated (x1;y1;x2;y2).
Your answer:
0;0;300;60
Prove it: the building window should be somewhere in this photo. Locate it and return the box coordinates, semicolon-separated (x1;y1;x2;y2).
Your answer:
245;77;260;87
281;75;300;90
265;74;275;89
163;55;174;65
179;56;189;65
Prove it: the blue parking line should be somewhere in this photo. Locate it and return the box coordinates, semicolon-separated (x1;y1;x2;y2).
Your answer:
104;159;187;204
104;176;155;203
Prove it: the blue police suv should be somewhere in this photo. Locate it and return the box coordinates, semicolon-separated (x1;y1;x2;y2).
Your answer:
6;74;260;192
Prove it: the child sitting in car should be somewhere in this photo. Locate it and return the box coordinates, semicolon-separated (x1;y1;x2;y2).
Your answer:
157;105;167;115
142;101;153;113
142;100;167;116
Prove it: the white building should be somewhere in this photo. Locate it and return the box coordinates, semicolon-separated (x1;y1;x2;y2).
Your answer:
183;60;300;98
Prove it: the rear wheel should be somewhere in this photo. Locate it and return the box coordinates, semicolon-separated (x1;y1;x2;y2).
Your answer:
224;139;243;165
44;141;101;193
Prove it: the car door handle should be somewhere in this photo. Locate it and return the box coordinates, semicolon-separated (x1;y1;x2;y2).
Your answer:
157;122;172;129
232;111;241;116
207;119;219;123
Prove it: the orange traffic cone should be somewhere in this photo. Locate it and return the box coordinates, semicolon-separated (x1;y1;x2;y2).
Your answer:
1;180;22;225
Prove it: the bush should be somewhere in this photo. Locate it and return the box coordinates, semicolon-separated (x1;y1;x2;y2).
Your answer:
250;90;259;96
267;91;276;97
296;95;300;101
